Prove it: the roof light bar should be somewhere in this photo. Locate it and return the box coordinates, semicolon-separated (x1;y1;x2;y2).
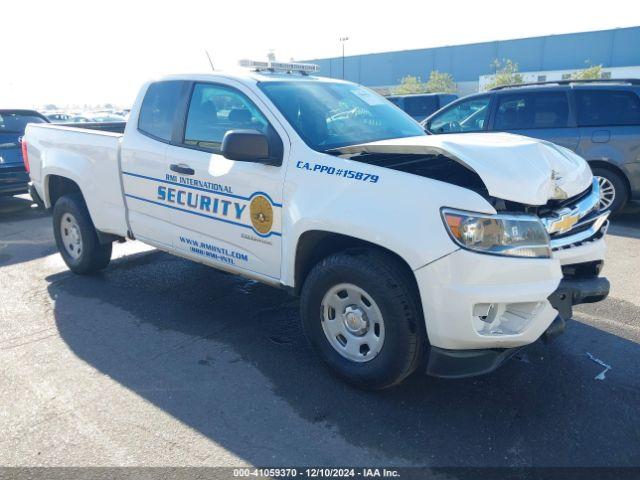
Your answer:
239;59;319;74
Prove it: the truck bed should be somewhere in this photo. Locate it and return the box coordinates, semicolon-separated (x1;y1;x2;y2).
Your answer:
25;122;129;238
58;121;126;134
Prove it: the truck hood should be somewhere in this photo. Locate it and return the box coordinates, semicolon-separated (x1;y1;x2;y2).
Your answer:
337;133;593;205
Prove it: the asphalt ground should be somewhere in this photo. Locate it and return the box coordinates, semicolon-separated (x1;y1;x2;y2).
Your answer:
1;194;639;467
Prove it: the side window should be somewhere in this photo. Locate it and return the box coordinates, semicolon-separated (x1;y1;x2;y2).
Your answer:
404;96;438;117
138;81;184;141
576;90;640;127
428;96;490;133
183;83;269;151
387;97;403;108
494;92;569;130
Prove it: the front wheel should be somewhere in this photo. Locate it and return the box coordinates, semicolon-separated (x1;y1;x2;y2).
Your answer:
300;249;426;390
53;193;112;274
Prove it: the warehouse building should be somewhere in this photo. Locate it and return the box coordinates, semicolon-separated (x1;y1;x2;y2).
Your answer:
305;26;640;94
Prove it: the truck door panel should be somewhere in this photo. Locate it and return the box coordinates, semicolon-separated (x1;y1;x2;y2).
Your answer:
164;81;287;280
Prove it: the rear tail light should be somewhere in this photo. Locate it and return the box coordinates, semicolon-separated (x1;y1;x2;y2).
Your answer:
21;139;30;174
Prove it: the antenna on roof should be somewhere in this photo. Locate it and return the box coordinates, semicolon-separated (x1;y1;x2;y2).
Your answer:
205;50;215;72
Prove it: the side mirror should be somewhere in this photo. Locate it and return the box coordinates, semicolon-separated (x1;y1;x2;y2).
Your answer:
221;129;273;164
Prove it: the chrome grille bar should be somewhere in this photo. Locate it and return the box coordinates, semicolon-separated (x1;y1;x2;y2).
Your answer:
550;214;609;250
540;178;600;235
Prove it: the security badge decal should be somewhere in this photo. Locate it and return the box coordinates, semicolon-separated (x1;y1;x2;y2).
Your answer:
250;194;273;235
153;174;279;237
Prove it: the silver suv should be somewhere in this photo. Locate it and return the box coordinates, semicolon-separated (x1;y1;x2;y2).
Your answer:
423;79;640;214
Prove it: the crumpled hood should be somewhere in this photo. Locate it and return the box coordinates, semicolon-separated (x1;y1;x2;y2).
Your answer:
338;132;593;205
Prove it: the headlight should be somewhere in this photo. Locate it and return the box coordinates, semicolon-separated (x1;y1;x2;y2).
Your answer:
442;209;551;258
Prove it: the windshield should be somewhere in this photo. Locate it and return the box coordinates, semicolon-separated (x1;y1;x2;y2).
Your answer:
259;81;425;151
0;112;46;134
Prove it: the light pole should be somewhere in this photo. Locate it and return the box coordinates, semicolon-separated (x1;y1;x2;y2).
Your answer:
340;36;349;79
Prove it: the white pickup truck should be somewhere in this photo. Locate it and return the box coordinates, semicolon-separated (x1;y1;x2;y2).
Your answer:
24;61;610;389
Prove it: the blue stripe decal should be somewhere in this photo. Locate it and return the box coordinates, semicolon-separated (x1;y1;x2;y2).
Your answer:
125;194;282;237
122;171;283;207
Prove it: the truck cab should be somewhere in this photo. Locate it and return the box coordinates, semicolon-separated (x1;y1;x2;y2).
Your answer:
24;62;610;390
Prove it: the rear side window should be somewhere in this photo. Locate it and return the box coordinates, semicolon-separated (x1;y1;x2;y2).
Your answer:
0;112;46;133
494;92;569;130
387;97;403;108
404;96;439;117
575;90;640;127
138;81;184;141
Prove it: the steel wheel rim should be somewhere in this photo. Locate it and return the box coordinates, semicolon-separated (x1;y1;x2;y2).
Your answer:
60;213;83;259
596;176;616;211
320;283;385;363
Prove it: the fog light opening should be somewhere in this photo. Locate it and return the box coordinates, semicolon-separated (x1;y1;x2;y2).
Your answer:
472;302;543;336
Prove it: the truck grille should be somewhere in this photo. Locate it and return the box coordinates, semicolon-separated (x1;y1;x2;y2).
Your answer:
539;178;609;251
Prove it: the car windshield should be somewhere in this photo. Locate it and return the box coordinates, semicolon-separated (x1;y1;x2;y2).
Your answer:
259;81;425;151
0;112;46;134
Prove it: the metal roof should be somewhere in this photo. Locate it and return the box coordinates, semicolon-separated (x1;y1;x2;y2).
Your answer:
304;26;640;86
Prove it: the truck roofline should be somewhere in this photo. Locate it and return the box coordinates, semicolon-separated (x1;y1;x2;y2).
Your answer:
157;71;355;85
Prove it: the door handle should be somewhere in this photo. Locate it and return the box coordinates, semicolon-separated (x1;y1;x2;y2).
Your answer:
170;163;195;175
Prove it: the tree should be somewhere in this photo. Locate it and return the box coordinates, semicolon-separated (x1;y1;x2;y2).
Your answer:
393;75;429;95
424;70;457;93
572;63;603;80
483;59;523;90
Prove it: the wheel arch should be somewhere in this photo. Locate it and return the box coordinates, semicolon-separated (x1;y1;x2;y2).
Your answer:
293;230;421;300
45;174;83;208
588;160;631;197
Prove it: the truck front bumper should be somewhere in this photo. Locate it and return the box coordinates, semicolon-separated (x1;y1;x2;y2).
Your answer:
416;241;609;378
426;275;609;378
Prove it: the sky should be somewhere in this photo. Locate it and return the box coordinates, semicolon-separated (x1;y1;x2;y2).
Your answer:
1;0;639;108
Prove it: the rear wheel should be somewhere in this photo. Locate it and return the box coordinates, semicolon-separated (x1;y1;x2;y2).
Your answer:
53;193;112;274
300;249;426;390
592;167;628;215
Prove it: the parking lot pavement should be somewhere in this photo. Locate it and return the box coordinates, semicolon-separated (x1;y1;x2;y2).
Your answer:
1;194;639;467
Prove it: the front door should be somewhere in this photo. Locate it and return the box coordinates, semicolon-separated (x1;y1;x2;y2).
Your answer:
164;81;287;281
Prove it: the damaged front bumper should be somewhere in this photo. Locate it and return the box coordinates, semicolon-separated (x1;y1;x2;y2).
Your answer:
426;267;610;379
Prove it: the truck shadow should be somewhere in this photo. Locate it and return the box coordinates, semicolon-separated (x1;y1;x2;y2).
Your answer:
46;250;640;467
0;195;56;267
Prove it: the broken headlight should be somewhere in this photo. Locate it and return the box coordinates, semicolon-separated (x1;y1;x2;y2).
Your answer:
442;209;551;258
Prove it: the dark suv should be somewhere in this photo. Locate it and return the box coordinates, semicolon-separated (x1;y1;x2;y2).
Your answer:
423;79;640;214
0;109;49;197
387;93;458;122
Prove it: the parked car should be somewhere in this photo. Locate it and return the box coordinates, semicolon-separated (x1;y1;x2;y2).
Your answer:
83;112;127;122
24;64;609;389
387;93;458;122
422;79;640;214
68;115;92;123
0;109;49;197
46;112;74;123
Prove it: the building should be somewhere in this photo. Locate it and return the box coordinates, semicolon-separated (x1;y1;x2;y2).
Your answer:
304;26;640;95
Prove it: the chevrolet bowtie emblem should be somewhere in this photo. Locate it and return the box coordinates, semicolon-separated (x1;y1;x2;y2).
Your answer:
549;213;579;234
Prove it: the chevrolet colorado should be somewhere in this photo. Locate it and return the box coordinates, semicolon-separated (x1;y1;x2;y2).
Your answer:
24;61;610;389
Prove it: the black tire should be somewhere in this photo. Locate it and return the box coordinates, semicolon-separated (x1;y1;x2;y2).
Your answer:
300;249;426;390
592;167;628;216
53;193;112;274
